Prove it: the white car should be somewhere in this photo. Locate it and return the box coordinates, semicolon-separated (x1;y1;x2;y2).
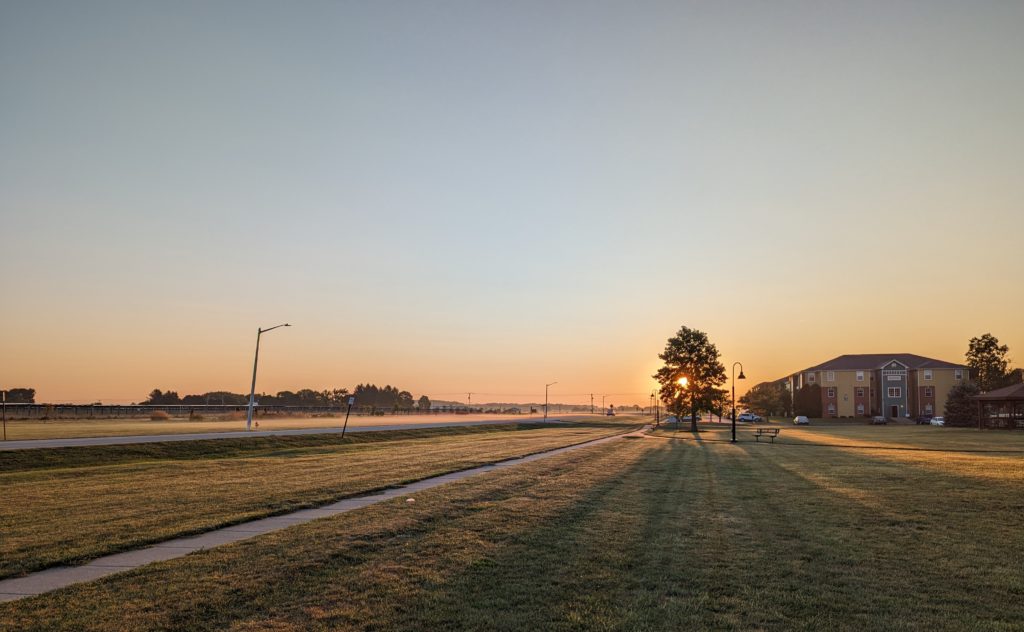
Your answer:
929;416;945;426
738;413;762;422
793;416;810;425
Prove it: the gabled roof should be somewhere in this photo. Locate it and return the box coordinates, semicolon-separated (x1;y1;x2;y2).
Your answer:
803;353;966;372
974;382;1024;400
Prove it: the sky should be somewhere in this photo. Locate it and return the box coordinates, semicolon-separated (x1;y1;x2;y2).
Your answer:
1;1;1022;405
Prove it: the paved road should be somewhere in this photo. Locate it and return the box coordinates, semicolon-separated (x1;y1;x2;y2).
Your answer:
0;418;574;451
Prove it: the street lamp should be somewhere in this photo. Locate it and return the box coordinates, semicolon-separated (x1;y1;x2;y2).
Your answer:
246;323;291;431
544;382;557;421
731;362;746;443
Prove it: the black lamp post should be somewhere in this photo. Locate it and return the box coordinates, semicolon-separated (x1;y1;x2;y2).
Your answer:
731;362;746;443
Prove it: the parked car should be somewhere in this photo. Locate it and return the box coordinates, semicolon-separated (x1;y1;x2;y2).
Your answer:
929;416;945;426
738;412;762;422
915;415;933;425
793;416;810;425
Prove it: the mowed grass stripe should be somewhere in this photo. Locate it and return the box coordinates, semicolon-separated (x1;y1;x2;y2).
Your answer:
3;432;1022;631
0;422;636;579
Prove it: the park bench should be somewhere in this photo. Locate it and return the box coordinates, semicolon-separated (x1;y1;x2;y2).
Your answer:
752;427;781;443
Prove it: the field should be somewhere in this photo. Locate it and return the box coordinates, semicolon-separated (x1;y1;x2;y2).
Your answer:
2;422;1023;630
0;420;635;579
0;411;589;441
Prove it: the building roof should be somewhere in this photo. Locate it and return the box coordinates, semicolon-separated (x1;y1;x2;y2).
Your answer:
803;353;966;372
974;382;1024;401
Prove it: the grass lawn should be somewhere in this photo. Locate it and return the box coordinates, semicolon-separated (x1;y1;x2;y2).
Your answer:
2;424;1022;630
0;420;637;579
0;412;594;441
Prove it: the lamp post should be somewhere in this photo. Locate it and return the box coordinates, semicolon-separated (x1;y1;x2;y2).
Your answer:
731;362;746;443
246;323;291;431
1;390;6;441
544;382;557;421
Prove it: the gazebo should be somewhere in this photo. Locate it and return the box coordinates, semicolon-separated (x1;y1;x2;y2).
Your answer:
975;382;1024;430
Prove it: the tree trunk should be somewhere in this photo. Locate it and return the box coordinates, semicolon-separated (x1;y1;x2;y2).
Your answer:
690;399;698;433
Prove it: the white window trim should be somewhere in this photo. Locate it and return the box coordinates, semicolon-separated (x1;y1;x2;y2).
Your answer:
807;373;816;383
826;371;835;382
826;387;836;398
856;371;864;381
955;369;963;379
887;387;902;398
855;387;865;397
923;370;933;380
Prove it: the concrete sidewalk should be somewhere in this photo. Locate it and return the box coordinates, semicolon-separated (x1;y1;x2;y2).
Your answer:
0;426;647;602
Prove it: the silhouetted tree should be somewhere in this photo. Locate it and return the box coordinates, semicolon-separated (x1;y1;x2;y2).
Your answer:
945;382;981;426
793;384;822;418
3;388;36;403
654;326;727;432
966;333;1010;392
418;395;431;410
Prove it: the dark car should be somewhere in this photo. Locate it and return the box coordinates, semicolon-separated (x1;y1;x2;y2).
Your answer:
915;415;933;425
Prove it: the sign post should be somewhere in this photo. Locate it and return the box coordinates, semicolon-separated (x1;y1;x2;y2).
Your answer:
341;396;355;439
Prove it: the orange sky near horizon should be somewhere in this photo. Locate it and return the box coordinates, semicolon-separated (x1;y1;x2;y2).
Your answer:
2;2;1022;405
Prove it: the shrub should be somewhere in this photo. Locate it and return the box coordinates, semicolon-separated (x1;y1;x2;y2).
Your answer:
150;410;171;421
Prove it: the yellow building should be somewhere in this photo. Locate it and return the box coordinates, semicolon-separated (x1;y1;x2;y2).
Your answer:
784;354;969;419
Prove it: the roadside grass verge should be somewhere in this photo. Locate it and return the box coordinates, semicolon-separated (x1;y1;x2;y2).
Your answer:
2;430;1022;630
0;413;617;441
0;421;637;579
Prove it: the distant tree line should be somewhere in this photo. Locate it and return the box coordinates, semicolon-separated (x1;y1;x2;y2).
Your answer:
143;385;431;411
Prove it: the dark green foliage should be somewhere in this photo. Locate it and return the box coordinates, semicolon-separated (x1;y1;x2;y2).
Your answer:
793;384;822;418
945;382;981;426
740;381;791;417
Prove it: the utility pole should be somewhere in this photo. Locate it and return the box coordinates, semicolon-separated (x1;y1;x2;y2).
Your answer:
2;390;6;441
467;392;473;410
590;393;594;414
601;394;606;412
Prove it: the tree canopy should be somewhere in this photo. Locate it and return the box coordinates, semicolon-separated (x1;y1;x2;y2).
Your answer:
945;382;981;426
2;388;36;403
739;381;791;417
966;333;1010;392
654;325;727;431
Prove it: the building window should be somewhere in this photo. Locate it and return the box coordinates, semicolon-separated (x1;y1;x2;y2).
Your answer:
924;387;934;397
807;373;816;383
923;370;933;380
827;403;836;415
855;387;865;397
826;387;836;398
887;387;902;398
955;369;963;380
856;371;864;381
826;371;835;382
857;403;865;415
925;404;933;414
